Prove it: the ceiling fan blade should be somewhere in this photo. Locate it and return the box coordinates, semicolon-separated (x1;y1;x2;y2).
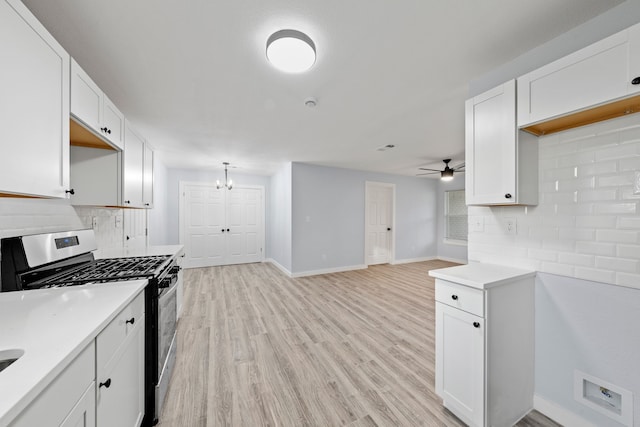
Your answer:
416;171;439;176
453;162;465;170
418;168;442;171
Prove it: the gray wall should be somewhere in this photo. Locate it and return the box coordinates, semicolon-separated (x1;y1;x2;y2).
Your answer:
165;168;270;246
536;273;639;427
470;1;640;97
267;163;292;271
436;173;468;263
291;162;437;274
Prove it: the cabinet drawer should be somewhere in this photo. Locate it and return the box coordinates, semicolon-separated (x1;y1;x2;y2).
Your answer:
96;291;145;372
435;279;484;317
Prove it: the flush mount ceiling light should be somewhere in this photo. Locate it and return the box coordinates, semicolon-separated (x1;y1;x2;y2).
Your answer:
216;162;233;190
266;29;316;73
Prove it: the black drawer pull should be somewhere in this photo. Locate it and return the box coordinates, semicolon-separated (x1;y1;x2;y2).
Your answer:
99;378;112;388
632;77;640;85
126;317;135;325
451;295;458;300
505;193;512;199
473;322;480;328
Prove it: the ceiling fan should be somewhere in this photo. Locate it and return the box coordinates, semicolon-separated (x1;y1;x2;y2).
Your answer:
417;159;465;181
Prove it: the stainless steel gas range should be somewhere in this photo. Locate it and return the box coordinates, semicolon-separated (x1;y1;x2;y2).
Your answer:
0;229;180;427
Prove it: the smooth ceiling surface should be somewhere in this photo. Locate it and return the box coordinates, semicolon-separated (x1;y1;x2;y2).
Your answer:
22;0;623;176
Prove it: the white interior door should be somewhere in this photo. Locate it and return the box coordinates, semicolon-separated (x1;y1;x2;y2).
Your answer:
365;182;394;265
226;187;263;264
181;183;264;268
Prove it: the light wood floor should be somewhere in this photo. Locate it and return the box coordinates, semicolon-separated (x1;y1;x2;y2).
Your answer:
158;261;560;427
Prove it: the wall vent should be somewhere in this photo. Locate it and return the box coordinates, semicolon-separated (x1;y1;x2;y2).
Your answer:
574;370;633;426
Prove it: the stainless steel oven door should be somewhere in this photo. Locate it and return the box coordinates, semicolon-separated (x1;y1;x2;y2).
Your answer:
156;280;177;416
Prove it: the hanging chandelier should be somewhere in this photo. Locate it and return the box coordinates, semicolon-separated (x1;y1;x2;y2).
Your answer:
216;162;233;190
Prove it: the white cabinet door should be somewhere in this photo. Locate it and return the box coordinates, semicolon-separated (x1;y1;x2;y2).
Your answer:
71;59;103;134
0;0;69;198
436;302;484;427
123;123;145;207
518;23;640;127
143;143;154;208
71;59;124;150
102;95;125;150
466;80;538;206
60;382;96;427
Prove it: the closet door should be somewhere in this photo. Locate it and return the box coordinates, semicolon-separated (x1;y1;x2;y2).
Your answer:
226;188;263;265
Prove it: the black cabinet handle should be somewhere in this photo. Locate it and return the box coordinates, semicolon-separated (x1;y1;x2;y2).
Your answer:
107;129;112;134
99;378;112;388
226;228;230;232
632;77;640;85
451;295;458;300
221;229;225;233
65;189;75;195
144;203;150;206
505;193;512;199
100;127;107;133
126;317;135;325
124;200;130;204
473;322;480;328
387;227;391;231
126;236;130;241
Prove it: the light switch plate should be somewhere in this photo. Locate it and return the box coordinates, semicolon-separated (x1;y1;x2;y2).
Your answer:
634;171;640;195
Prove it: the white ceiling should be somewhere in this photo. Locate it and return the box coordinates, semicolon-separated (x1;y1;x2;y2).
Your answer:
22;0;623;176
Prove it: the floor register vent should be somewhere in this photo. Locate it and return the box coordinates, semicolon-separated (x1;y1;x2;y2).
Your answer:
574;370;633;426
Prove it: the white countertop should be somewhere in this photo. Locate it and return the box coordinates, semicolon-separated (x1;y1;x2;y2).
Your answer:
0;280;147;427
93;244;184;259
429;262;536;289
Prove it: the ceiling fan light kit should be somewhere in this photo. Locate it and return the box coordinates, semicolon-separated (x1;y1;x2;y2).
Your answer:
266;29;316;73
417;159;465;180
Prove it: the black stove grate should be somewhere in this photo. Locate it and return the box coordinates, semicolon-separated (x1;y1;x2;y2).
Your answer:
36;255;171;288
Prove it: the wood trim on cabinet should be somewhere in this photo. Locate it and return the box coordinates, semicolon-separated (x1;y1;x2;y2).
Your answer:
522;94;640;136
70;119;117;151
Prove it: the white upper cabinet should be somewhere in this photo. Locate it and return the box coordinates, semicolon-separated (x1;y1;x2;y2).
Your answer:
71;59;124;150
0;0;70;198
143;143;154;208
123;123;145;208
465;80;538;206
518;22;640;130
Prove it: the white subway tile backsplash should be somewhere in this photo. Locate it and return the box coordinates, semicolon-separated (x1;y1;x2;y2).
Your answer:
469;114;640;289
574;267;616;284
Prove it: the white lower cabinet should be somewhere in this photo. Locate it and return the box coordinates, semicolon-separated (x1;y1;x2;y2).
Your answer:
10;343;95;427
60;382;96;427
431;265;535;427
96;292;145;427
436;302;485;427
9;291;145;427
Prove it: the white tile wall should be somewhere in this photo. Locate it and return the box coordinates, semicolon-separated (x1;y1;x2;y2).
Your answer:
468;113;640;289
0;199;139;252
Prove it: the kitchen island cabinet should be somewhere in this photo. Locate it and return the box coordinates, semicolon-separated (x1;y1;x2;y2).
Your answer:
0;0;70;199
429;263;535;427
465;80;538;206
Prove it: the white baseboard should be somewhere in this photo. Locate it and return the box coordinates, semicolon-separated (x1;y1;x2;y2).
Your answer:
264;258;293;277
291;264;367;278
534;394;596;427
391;256;436;265
436;256;467;264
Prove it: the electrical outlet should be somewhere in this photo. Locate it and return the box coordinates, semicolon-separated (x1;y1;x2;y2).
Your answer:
470;217;484;233
634;171;640;195
115;216;122;228
504;217;517;235
92;216;98;229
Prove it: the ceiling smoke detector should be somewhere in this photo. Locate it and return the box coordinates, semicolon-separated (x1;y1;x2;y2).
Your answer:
304;97;317;107
376;144;396;152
